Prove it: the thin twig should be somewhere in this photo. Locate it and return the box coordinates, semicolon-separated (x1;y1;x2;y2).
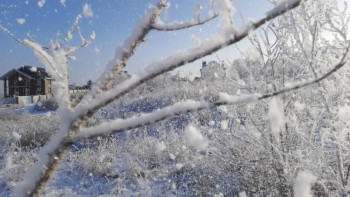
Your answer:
152;13;219;31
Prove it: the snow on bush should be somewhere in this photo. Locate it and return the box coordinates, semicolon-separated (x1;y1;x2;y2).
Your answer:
2;150;38;189
16;18;25;25
0;109;59;148
75;138;119;178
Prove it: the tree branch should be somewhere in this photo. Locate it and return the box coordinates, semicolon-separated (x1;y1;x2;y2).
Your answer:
56;14;82;49
0;24;24;45
74;0;306;124
83;0;167;99
70;51;348;142
152;13;219;31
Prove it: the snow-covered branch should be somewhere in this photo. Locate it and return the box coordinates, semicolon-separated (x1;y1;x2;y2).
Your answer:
56;14;82;49
0;24;25;45
70;95;258;142
72;51;347;142
74;0;306;122
22;39;62;80
152;14;218;31
0;26;63;81
66;30;95;55
84;0;167;98
152;5;219;31
70;100;210;141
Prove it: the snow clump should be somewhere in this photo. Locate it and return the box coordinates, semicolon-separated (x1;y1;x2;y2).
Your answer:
294;170;317;197
83;3;94;18
338;105;350;124
30;67;37;72
184;124;208;151
17;18;26;24
220;120;228;130
60;0;66;7
268;97;284;136
37;0;46;7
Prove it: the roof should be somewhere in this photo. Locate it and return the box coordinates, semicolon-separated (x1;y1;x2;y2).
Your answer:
0;65;51;80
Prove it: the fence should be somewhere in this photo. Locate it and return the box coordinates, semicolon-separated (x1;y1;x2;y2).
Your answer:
69;89;88;94
17;94;54;105
0;90;84;105
0;94;55;105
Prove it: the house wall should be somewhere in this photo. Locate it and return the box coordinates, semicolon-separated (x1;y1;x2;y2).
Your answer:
2;67;55;97
45;79;55;95
29;79;36;95
8;73;31;96
5;74;50;97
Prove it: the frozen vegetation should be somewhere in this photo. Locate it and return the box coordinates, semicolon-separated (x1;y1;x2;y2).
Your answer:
0;0;350;196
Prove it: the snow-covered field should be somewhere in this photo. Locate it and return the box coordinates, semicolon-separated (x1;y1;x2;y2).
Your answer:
1;62;350;196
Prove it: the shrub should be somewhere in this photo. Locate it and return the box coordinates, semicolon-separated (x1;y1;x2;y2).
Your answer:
75;137;119;178
34;98;58;111
0;110;59;148
2;150;38;189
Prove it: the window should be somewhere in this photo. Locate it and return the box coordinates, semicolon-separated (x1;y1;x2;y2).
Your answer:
37;79;41;86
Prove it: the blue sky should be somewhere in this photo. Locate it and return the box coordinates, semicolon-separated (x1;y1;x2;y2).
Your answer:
0;0;273;89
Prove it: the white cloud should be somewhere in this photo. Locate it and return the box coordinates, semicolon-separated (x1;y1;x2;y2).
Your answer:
16;18;26;24
60;0;66;7
83;3;93;18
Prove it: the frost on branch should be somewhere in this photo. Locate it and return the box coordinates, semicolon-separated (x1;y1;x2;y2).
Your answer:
152;1;218;31
72;100;209;141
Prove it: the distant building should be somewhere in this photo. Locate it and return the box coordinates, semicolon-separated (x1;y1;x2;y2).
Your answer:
69;80;93;91
0;66;55;97
69;83;78;90
83;80;93;89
